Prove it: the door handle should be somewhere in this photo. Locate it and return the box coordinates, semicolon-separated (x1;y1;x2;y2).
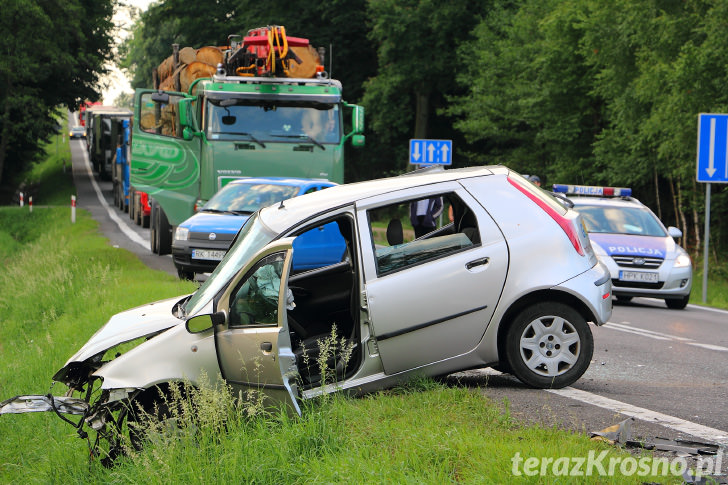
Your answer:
466;257;489;270
260;342;273;352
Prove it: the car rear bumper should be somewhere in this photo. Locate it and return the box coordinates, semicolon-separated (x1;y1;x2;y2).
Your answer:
558;261;613;325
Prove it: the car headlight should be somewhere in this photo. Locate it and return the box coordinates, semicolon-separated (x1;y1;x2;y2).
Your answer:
174;226;189;241
674;250;691;268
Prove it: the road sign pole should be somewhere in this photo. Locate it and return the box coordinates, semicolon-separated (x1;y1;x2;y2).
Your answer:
702;183;711;303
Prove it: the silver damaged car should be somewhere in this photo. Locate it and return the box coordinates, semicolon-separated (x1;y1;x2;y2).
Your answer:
1;166;612;460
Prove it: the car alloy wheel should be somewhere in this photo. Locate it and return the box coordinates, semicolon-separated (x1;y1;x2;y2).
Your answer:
506;302;593;389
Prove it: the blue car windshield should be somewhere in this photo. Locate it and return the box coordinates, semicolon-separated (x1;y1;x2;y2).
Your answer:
205;183;300;213
182;212;277;317
576;204;666;237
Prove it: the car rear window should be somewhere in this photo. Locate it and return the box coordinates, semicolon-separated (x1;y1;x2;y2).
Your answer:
509;173;568;216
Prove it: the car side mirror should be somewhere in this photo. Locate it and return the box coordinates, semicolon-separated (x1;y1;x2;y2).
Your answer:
186;311;226;333
667;226;682;238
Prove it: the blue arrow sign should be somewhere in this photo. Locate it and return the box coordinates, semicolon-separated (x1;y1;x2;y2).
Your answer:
409;139;452;165
697;113;728;183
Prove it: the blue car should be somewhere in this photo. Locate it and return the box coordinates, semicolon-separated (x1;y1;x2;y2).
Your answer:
172;177;345;280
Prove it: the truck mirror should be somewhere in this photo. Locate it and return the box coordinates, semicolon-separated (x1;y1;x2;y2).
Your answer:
178;98;192;128
182;126;194;141
151;90;170;104
351;105;365;134
351;134;365;147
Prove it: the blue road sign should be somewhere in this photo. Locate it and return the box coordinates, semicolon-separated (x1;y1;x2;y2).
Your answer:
409;139;452;165
697;113;728;183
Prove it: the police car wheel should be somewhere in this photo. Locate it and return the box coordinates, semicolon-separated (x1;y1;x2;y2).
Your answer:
665;295;689;310
505;302;593;389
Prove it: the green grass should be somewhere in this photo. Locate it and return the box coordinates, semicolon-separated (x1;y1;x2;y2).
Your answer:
0;209;682;484
11;112;75;207
690;259;728;309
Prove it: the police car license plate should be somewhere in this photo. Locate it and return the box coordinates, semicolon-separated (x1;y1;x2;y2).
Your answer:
619;270;658;283
191;249;226;261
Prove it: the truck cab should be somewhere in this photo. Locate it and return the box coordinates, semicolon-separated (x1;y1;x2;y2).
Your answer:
130;28;365;256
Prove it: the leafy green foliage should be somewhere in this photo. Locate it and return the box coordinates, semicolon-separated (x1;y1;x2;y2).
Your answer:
0;0;114;195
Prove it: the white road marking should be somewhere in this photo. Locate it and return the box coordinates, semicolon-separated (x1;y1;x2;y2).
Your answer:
546;386;728;447
603;321;728;353
79;144;149;250
475;368;728;446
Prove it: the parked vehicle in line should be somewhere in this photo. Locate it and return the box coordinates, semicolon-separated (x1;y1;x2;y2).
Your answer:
553;184;692;309
172;177;345;280
69;126;86;139
0;166;612;462
133;25;365;257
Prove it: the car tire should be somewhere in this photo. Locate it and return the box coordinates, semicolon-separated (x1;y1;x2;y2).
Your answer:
126;386;178;453
665;294;689;310
177;268;195;281
505;302;593;389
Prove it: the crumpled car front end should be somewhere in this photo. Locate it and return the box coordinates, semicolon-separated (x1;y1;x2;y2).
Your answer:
0;294;215;462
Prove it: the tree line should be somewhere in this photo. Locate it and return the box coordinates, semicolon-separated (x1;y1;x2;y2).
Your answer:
0;0;115;200
2;0;726;259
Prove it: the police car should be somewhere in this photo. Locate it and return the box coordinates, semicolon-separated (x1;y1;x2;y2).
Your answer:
553;184;692;309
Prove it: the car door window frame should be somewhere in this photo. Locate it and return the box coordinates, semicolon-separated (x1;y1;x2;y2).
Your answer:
358;186;481;277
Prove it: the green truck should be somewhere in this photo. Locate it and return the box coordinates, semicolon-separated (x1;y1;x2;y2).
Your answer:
131;26;365;255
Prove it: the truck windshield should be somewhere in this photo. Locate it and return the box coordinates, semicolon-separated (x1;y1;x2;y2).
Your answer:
205;100;341;145
182;212;277;317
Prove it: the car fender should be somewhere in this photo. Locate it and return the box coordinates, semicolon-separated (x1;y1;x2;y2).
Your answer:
92;322;221;392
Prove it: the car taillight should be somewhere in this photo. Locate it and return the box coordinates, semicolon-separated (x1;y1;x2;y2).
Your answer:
508;177;586;256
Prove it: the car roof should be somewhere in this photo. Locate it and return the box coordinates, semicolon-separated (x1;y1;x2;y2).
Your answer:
259;165;506;233
227;177;337;187
569;196;648;210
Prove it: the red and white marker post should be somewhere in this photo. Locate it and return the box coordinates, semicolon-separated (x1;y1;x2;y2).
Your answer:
29;196;33;213
71;195;76;223
19;192;23;207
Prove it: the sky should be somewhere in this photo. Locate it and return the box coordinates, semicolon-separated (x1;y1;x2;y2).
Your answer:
101;0;156;104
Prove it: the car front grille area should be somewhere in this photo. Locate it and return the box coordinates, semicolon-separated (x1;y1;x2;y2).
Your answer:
611;279;665;289
189;232;236;243
612;255;663;269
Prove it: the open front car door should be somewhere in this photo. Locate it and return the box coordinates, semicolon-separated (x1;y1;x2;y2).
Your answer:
213;238;301;415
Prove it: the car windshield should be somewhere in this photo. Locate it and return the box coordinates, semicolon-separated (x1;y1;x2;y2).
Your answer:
576;204;666;237
182;212;277;316
205;183;300;213
205;100;341;144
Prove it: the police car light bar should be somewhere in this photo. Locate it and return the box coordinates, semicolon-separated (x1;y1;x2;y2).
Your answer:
552;184;632;197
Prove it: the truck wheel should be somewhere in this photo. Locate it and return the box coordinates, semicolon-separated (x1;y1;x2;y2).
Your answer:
113;184;120;209
150;202;159;254
141;211;150;229
152;202;172;255
135;200;142;225
505;302;593;389
129;189;136;221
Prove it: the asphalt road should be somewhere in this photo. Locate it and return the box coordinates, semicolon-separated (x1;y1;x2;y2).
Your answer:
70;129;728;477
69;135;177;277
